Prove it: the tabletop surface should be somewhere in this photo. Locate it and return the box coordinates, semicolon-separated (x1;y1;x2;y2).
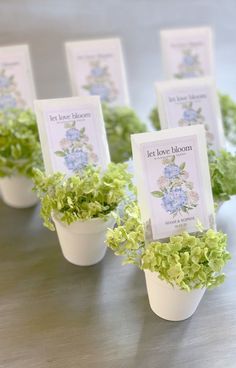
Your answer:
0;196;235;368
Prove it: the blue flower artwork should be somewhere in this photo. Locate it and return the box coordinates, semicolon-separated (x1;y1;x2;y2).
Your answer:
0;69;26;110
83;60;118;103
162;187;187;214
0;95;17;110
164;164;180;179
55;122;98;173
151;155;199;217
174;49;203;79
66;128;80;141
64;150;88;171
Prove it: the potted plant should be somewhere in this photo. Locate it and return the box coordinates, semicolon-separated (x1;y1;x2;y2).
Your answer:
0;108;43;208
106;201;231;321
102;103;146;163
33;163;133;266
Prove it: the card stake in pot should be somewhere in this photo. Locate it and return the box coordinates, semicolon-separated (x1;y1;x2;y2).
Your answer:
0;44;36;110
65;38;129;106
155;77;225;151
160;27;214;79
131;126;215;242
34;96;110;175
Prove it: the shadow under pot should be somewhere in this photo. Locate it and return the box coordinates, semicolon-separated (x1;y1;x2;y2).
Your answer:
0;175;38;208
144;270;206;321
52;213;115;266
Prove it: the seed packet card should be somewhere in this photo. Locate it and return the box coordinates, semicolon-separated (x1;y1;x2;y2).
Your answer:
34;96;110;175
155;77;225;151
131;125;215;242
160;27;214;79
65;38;129;106
0;44;36;110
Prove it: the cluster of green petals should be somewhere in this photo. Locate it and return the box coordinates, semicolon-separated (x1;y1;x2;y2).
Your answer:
33;163;133;230
142;229;230;291
0;108;43;178
208;149;236;202
106;202;231;291
102;103;146;163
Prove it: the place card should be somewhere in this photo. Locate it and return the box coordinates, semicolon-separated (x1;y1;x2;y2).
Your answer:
160;27;214;79
34;96;110;175
65;38;129;105
155;77;225;151
131;125;215;242
0;44;36;110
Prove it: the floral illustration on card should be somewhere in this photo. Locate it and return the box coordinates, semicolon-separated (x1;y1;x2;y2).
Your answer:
151;155;199;217
178;101;214;147
83;60;118;103
54;121;98;172
0;68;26;110
174;49;203;79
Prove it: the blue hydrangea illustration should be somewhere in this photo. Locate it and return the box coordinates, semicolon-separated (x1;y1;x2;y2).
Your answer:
175;49;203;79
164;164;180;179
0;69;26;110
183;54;195;66
151;155;199;217
64;150;88;171
0;95;17;110
83;60;118;103
178;102;205;128
91;66;105;78
55;123;99;173
183;109;198;122
162;187;187;214
66;128;80;141
0;75;10;88
90;84;110;101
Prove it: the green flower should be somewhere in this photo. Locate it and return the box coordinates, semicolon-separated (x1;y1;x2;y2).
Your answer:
102;103;146;163
32;163;134;231
106;201;231;291
0;108;43;178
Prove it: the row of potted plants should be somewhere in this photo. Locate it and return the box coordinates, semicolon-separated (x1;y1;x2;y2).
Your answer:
0;100;235;321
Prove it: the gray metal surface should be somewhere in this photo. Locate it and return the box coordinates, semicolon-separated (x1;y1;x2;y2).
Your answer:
0;197;236;368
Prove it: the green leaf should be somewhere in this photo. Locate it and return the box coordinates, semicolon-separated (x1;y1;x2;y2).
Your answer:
151;191;164;198
54;151;66;157
179;162;185;170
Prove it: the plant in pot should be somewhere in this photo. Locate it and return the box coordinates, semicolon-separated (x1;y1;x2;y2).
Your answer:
0;108;43;208
102;103;147;163
32;163;133;266
106;201;231;321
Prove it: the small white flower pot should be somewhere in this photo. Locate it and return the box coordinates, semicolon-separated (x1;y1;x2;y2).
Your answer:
144;270;206;321
0;175;38;208
52;214;115;266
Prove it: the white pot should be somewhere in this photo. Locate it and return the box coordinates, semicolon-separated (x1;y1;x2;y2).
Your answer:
0;175;38;208
144;270;206;321
52;214;115;266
